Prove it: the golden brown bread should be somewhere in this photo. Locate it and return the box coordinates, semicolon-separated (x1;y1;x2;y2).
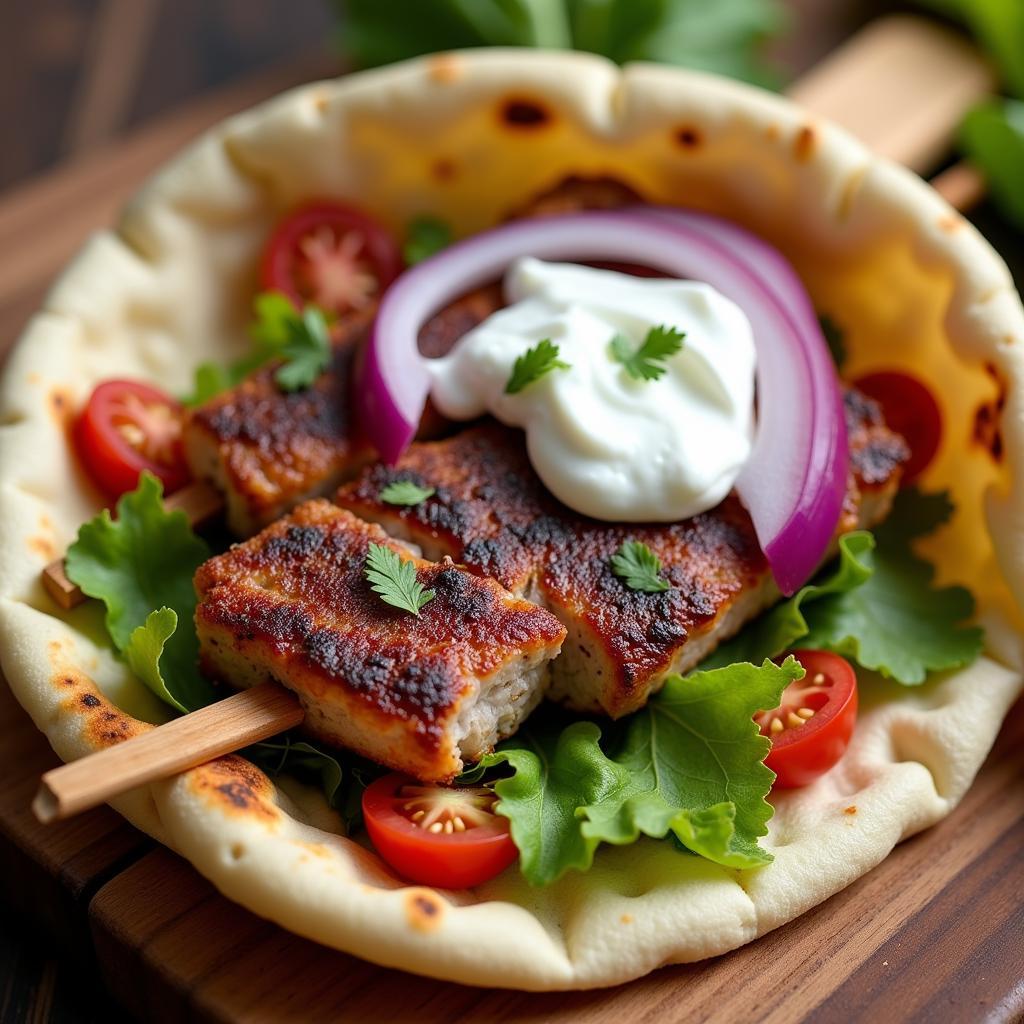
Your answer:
194;500;566;781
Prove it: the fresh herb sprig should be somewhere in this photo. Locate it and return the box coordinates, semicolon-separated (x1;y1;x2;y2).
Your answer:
505;339;570;394
611;540;671;593
404;215;452;264
251;291;332;392
184;291;331;404
379;480;436;506
365;542;436;616
610;325;685;382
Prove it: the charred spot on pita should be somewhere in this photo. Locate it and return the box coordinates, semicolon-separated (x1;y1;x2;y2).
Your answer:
431;158;457;182
500;98;551;128
675;126;702;149
794;124;817;162
974;400;1004;462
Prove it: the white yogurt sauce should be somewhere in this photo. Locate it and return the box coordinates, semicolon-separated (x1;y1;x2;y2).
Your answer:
427;258;757;522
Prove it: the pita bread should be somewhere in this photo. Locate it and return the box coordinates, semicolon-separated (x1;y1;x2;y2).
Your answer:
1;51;1023;990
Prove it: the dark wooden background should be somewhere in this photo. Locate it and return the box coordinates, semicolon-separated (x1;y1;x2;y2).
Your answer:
0;1;1019;1022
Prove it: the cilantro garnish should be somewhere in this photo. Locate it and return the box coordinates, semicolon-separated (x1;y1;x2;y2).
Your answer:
609;325;685;381
251;291;332;392
364;542;436;616
610;540;670;593
504;339;570;394
183;291;331;404
404;215;452;264
379;480;436;506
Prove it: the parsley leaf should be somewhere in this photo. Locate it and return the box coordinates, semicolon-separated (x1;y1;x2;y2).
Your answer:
504;339;570;394
264;302;332;392
182;362;238;407
379;480;436;506
801;490;983;683
364;542;435;616
609;325;685;381
183;291;331;405
64;473;215;712
466;657;800;885
611;540;670;593
404;216;452;264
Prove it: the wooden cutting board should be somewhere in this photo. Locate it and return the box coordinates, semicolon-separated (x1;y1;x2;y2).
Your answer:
0;28;1021;1024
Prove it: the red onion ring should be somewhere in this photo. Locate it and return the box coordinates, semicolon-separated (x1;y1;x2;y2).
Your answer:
356;210;847;594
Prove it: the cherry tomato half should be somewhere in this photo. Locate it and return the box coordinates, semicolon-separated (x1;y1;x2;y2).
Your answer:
853;370;942;485
756;650;858;789
362;773;518;888
261;201;403;317
74;380;189;499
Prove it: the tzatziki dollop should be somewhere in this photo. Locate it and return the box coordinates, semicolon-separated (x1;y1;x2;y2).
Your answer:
427;258;757;522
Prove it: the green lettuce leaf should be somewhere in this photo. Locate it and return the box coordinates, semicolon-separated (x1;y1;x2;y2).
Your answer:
469;657;800;885
801;490;983;684
248;736;345;807
65;473;215;711
702;531;874;669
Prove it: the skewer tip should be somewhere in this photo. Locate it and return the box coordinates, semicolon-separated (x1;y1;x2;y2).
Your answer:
32;781;61;824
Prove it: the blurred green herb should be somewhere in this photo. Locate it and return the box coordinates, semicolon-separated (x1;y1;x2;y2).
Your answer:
914;0;1024;228
404;216;453;264
337;0;785;87
914;0;1024;97
818;315;846;370
183;291;331;405
960;100;1024;229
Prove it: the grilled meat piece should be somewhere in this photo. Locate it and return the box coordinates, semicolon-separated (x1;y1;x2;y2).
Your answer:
183;314;375;536
337;392;908;718
194;500;566;781
182;289;512;534
183;178;654;536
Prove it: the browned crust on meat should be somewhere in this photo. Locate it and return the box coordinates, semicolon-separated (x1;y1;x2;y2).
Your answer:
183;316;375;534
337;391;907;717
194;501;565;780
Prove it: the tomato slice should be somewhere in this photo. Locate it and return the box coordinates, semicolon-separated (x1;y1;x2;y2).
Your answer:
756;650;858;789
853;370;942;485
362;773;518;888
74;380;189;499
261;201;403;317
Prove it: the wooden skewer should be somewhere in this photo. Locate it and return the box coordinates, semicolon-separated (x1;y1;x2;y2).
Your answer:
930;161;987;214
42;479;224;610
786;15;996;173
33;683;303;823
32;16;998;824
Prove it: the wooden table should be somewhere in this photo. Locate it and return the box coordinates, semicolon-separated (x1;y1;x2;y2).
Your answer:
1;50;1022;1024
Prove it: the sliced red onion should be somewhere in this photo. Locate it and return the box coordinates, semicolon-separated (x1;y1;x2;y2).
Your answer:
636;207;848;595
356;210;847;594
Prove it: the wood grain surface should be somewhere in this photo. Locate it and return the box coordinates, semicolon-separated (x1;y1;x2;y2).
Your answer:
0;30;1022;1024
69;693;1024;1022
